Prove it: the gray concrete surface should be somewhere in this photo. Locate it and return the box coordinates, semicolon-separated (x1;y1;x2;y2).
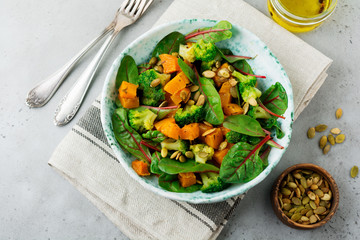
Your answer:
1;0;359;239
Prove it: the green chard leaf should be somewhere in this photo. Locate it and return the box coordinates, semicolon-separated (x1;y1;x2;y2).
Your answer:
158;174;201;193
220;135;271;183
137;63;152;74
116;55;139;88
152;31;185;57
150;152;164;175
195;69;224;125
260;82;288;115
223;115;266;137
185;20;232;43
233;60;255;75
158;158;219;175
112;108;151;163
216;46;253;63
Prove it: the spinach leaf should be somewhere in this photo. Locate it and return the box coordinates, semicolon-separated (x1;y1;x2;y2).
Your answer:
260;82;288;115
112;108;151;163
220;135;270;183
158;174;201;193
150;152;163;175
142;105;179;120
152;31;185;57
185;20;232;43
158;158;219;174
195;70;224;125
137;63;152;74
178;58;196;84
115;55;139;88
259;146;271;167
223;115;266;137
216;47;252;64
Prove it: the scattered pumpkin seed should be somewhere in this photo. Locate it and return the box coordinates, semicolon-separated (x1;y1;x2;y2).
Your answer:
180;89;189;101
193;91;200;102
185;151;194;159
161;148;168;158
335;108;343;119
307;127;316;139
150;78;161;87
228;65;235;72
203;121;213;127
328;134;335;145
196;94;205;106
218;141;228;151
315;124;328;132
187;100;195;106
323;144;331;155
190;85;200;92
215;61;221;68
199;152;209;158
335;134;345;143
212;67;218;72
179;155;186;162
229;78;238;86
154;65;163;73
330;128;341;135
351;166;359;178
230;86;238;98
170;151;179;159
149;57;158;65
319;136;327;149
248;97;257;106
243;102;250;115
176;152;181;160
202;128;216;137
202;70;216;78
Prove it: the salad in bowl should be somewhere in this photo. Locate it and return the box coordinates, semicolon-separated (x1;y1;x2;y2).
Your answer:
101;19;294;203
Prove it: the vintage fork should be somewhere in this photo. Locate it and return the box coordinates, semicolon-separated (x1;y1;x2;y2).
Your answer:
53;0;153;126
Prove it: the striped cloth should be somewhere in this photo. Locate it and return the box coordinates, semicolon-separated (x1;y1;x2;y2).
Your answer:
49;97;245;240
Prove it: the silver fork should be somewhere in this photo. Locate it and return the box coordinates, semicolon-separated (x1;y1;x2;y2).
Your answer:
53;0;153;126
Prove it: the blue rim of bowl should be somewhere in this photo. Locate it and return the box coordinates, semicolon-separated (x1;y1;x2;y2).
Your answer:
101;19;294;204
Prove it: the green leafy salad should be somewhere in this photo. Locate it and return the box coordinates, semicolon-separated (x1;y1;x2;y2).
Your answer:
112;20;289;193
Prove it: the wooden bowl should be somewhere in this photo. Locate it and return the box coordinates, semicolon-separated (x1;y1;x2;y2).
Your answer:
271;163;339;229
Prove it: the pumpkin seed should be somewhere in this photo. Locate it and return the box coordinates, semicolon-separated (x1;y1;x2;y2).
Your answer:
196;180;202;185
154;65;163;73
170;151;179;159
193;91;200;101
292;197;301;205
180;89;189;101
283;203;292;210
171;52;179;57
309;200;317;209
218;69;230;78
243;102;250;115
330;128;341;135
190;85;200;92
218;141;228;151
328;134;335;145
304;204;311;210
351;166;359;178
285;212;293;218
282;198;291;204
306;177;313;187
149;57;158;65
314;195;320;206
293;173;302;179
307;127;316;139
295;206;305;213
319;136;327;149
335;108;343;119
185;151;194;159
323;144;331;155
309;215;317;223
300;177;308;189
202;128;216;137
161;148;168;158
291;213;302;222
319;200;327;207
150;78;161;87
179;155;186;162
321;194;331;201
314;206;326;214
321;210;330;216
248;97;257;106
199;152;209;158
187;100;195;106
202;70;216;78
228;65;235;72
281;188;291;196
301;216;309;222
295;188;301;198
310;184;318;190
306;210;314;218
229;78;238;86
308;191;316;200
335;134;345;143
203;121;212;127
287;182;297;189
196;95;205;106
230;86;238;98
321;187;329;193
301;196;309;205
212;67;218;72
289;191;294;199
315;124;328;132
299;184;306;195
215;61;221;68
302;170;313;175
281;181;287;188
300;209;309;215
314;189;324;198
176;152;181;160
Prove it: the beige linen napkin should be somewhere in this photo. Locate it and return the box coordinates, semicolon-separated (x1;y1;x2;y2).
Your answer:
49;1;333;239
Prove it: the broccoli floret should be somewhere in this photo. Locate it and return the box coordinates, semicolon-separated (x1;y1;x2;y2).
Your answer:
190;144;214;164
179;44;196;63
161;139;189;154
138;69;166;106
128;107;157;133
174;105;204;127
232;70;257;86
238;83;262;103
247;105;271;119
200;172;230;193
142;130;166;142
225;131;261;145
200;60;215;72
193;39;217;62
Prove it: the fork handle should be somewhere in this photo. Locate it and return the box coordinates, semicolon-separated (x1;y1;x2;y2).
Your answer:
25;27;113;108
54;30;120;126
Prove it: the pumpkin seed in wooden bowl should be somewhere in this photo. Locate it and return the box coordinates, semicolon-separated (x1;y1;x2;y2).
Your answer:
271;163;339;229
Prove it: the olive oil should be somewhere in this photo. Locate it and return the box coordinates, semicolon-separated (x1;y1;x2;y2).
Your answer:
268;0;336;33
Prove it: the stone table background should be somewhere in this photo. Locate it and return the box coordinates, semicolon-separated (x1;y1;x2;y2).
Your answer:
1;0;359;239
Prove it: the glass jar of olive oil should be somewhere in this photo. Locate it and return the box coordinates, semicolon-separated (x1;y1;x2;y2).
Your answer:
268;0;338;32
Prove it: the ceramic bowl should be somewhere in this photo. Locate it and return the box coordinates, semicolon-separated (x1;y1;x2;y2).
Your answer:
101;19;294;203
271;163;339;229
